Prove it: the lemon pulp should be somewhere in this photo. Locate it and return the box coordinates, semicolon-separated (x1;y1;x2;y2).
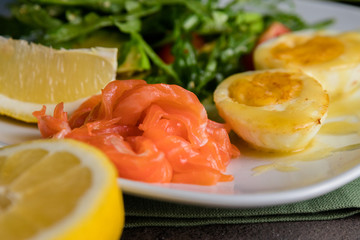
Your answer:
0;139;124;240
0;37;117;122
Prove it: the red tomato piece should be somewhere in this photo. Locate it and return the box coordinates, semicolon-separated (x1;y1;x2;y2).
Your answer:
257;22;291;45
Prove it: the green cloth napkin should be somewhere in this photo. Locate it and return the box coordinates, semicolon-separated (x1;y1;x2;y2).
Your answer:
123;177;360;228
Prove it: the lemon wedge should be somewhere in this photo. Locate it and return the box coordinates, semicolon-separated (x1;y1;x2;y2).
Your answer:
0;36;118;123
0;139;124;240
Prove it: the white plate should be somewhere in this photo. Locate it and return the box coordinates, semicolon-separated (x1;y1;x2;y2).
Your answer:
1;0;360;208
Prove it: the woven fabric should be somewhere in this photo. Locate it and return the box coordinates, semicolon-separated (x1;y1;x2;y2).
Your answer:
123;177;360;228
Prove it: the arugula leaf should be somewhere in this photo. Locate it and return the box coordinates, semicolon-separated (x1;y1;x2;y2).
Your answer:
27;0;127;13
10;3;63;29
3;0;334;102
44;13;114;43
130;31;181;85
117;37;151;75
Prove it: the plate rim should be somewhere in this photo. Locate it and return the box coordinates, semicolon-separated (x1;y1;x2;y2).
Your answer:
118;162;360;208
116;0;360;208
1;0;360;208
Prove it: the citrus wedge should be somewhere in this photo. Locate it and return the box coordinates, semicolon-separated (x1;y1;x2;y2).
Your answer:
0;139;124;240
0;36;118;122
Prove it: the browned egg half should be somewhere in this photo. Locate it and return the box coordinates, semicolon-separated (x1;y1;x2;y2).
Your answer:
213;69;329;152
253;30;360;100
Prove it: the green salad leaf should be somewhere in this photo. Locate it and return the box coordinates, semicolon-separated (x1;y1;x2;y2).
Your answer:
1;0;333;101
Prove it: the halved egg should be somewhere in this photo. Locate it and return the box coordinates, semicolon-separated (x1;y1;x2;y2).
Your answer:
213;69;329;152
253;30;360;99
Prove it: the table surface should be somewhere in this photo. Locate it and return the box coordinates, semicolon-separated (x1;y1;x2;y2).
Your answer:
120;1;360;239
121;214;360;240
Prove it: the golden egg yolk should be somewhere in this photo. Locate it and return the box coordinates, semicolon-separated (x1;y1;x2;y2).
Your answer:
271;36;345;65
229;72;303;107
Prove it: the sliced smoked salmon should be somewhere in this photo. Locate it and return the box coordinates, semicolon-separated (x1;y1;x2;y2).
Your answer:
33;80;239;185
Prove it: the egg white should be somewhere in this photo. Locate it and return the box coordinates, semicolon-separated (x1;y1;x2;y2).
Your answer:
213;69;329;152
254;30;360;100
